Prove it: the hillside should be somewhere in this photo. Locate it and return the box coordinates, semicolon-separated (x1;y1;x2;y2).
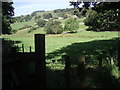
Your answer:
11;8;86;34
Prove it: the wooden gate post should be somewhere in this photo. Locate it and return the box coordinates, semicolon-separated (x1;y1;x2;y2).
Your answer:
97;56;103;70
35;34;46;88
77;56;85;81
64;55;71;88
22;44;24;53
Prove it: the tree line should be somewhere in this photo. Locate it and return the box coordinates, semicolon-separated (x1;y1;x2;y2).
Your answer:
70;1;120;31
2;1;120;34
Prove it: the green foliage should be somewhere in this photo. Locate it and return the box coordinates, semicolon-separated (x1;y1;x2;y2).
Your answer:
84;10;98;31
111;65;120;77
31;12;37;17
43;13;53;19
84;9;120;31
17;15;26;22
11;21;34;30
2;38;20;53
28;27;37;33
37;19;47;27
81;8;87;17
74;8;87;18
19;24;32;30
54;8;74;14
24;14;31;21
11;29;17;34
44;20;63;34
64;18;79;32
73;10;81;18
84;2;120;31
2;16;12;34
2;2;14;34
35;15;41;21
62;14;69;19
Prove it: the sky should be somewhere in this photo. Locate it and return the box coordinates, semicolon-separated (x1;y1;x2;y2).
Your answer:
12;0;74;16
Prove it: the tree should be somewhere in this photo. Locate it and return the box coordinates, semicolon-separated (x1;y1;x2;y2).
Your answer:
31;12;37;17
73;8;87;18
24;14;31;21
84;2;120;31
2;2;14;34
84;9;99;31
70;1;120;31
43;13;52;19
64;18;79;32
35;15;41;21
44;20;63;34
37;19;47;27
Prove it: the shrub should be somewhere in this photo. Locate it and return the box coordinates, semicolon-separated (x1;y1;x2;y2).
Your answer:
64;18;79;32
19;25;32;30
43;13;53;19
35;15;41;21
28;27;37;33
37;19;47;27
84;10;99;31
24;14;31;21
84;9;120;31
11;29;17;34
31;12;37;17
44;20;63;34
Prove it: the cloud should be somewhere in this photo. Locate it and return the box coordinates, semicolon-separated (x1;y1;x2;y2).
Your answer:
13;1;72;16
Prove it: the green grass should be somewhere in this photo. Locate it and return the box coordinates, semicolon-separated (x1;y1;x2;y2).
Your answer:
2;28;120;88
2;31;119;53
4;17;120;71
2;31;119;68
11;20;35;30
78;17;86;22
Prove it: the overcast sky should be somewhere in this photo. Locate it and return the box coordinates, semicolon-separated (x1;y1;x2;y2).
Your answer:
12;0;73;16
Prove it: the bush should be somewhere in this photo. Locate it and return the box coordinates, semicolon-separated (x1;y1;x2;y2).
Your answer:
64;18;79;32
28;27;37;33
24;14;31;21
35;15;41;21
84;10;99;31
43;13;52;19
11;29;17;34
84;9;120;31
37;19;47;27
44;20;63;34
19;25;32;30
31;12;37;17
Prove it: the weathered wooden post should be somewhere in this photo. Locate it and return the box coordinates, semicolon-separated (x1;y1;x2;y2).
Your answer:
22;44;24;53
97;56;104;83
97;56;103;70
64;55;71;88
29;46;32;53
35;34;46;88
77;56;85;81
97;56;103;77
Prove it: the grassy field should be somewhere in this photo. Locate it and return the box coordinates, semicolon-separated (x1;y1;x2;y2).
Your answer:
2;31;119;70
2;31;119;53
3;17;119;69
11;20;35;30
3;22;120;88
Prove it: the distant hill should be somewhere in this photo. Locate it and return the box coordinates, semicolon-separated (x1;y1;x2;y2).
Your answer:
12;8;75;23
33;10;45;13
11;7;87;34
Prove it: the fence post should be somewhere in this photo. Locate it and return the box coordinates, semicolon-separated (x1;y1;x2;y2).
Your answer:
77;56;85;81
35;34;46;88
29;46;32;53
64;55;71;88
22;44;24;53
97;56;103;70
